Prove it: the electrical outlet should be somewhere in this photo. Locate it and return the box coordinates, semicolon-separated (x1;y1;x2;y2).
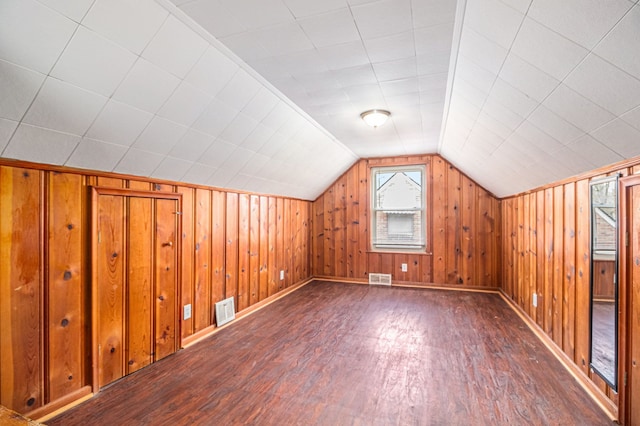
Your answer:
401;263;407;272
184;304;192;320
280;270;284;280
532;293;537;308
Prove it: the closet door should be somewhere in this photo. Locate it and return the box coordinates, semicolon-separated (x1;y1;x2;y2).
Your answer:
96;194;126;389
93;189;180;390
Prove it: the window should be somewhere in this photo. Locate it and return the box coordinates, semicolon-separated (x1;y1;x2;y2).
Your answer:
371;165;425;251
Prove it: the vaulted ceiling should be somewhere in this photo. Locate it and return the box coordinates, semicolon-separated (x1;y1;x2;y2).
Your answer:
1;0;639;199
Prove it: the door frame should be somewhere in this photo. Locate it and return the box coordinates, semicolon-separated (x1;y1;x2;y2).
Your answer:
90;186;182;392
618;174;640;424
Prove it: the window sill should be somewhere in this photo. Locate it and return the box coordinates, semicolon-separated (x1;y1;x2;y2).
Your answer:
367;249;433;256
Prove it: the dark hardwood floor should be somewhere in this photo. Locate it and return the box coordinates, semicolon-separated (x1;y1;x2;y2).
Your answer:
49;281;612;425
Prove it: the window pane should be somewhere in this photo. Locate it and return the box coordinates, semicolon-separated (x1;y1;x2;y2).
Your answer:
372;165;425;250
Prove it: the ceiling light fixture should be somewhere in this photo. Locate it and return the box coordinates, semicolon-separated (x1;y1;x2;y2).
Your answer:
360;109;390;128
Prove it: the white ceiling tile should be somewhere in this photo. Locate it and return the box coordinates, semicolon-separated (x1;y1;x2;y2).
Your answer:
4;123;79;164
37;0;94;22
218;32;271;62
333;64;378;86
352;0;412;40
299;8;360;48
82;0;168;55
51;27;137;97
363;31;415;64
218;0;294;29
476;111;513;140
566;134;624;166
510;17;588;81
514;121;564;153
86;99;153;146
499;0;533;14
218;113;259;144
283;0;347;18
564;53;640;115
215;69;262;111
372;57;417;81
23;77;107;135
0;0;77;74
180;0;246;38
621;105;640;132
454;57;497;94
595;5;640;81
113;148;165;176
498;53;559;103
0;118;19;152
380;78;418;97
66;137;128;171
240;153;271;175
274;49;330;77
242;88;280;122
487;78;538;118
0;59;46;121
317;41;370;70
113;58;181;114
417;51;450;75
255;23;314;56
543;84;616;133
198;139;239;167
458;28;508;75
169;129;214;161
181;162;217;185
192;99;239;137
465;0;524;49
482;98;525;130
185;46;240;98
152;156;193;182
414;23;454;55
412;0;456;28
241;124;277;152
528;0;633;49
133;116;189;155
141;15;208;78
157;82;213;127
526;105;584;144
591;118;640;158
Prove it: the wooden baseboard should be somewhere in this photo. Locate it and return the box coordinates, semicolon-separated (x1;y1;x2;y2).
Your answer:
312;275;500;293
181;277;314;349
29;387;93;423
498;289;618;422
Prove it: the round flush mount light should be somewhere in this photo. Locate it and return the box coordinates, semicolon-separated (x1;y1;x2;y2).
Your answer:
360;109;390;128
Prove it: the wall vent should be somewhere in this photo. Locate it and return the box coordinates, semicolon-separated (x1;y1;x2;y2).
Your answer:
215;297;235;326
369;273;392;286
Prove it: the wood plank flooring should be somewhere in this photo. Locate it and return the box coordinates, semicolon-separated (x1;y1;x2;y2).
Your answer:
49;281;612;425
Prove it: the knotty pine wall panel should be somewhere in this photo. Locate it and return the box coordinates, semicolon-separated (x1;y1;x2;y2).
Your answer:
500;163;640;410
312;155;501;287
0;160;312;417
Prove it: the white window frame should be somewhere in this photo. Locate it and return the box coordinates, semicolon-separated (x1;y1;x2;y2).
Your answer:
371;164;426;252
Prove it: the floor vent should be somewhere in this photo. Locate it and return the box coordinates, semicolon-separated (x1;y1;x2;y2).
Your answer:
215;297;236;326
369;273;392;286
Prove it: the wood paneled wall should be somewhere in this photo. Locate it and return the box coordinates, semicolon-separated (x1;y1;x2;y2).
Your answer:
500;162;640;410
0;162;311;417
312;155;501;287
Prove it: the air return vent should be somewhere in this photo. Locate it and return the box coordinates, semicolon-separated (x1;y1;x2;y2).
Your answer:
215;297;235;326
369;273;392;286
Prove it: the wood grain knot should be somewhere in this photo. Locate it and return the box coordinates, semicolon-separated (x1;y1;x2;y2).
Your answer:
61;318;69;327
27;398;35;406
158;295;165;301
63;270;72;281
110;347;116;354
68;375;73;380
112;252;118;258
67;223;74;230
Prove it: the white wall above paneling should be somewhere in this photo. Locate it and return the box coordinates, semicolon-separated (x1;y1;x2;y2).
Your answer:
1;0;639;199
